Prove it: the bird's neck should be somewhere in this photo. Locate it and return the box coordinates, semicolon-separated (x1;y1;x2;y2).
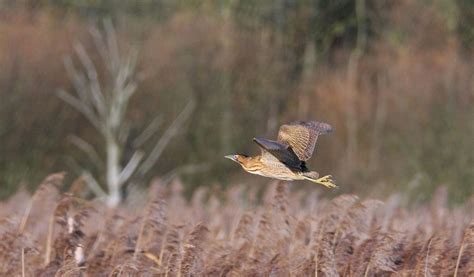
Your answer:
240;156;263;171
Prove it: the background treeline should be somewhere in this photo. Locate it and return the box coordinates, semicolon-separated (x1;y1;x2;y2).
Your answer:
0;0;473;201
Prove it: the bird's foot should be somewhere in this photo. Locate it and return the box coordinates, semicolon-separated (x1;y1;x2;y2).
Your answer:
314;175;337;188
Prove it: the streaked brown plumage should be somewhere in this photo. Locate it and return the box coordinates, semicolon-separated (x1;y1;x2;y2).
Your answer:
226;121;336;188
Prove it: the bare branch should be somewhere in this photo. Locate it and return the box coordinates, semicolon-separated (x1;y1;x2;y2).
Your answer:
89;26;109;69
57;89;102;132
82;171;107;198
63;57;90;106
117;122;131;145
118;151;145;186
68;135;104;170
123;48;139;88
64;157;83;176
74;43;99;85
104;19;120;75
74;43;106;117
133;115;163;148
122;81;138;100
139;100;195;175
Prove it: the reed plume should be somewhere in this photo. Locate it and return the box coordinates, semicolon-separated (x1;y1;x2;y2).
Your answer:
0;176;472;275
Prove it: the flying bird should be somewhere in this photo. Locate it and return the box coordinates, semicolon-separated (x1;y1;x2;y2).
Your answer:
225;121;336;188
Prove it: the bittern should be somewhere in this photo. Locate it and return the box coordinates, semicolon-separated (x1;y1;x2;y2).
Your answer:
225;121;336;188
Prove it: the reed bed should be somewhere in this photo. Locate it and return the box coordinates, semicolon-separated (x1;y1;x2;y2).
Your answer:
0;173;473;276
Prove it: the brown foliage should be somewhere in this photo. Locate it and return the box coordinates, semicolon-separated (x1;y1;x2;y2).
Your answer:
0;174;473;276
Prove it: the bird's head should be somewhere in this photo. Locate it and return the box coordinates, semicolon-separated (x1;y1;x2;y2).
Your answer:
225;154;250;167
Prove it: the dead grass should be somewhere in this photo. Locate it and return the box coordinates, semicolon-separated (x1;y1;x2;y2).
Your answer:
0;173;472;276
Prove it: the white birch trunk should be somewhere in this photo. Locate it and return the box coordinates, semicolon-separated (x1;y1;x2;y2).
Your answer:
106;137;121;207
59;20;194;208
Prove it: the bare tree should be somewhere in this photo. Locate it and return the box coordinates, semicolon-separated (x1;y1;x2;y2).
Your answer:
58;20;194;207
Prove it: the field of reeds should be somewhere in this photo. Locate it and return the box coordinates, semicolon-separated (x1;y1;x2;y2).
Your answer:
1;173;473;276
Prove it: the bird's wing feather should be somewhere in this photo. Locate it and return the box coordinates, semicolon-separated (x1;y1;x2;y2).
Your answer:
277;121;332;161
253;137;303;171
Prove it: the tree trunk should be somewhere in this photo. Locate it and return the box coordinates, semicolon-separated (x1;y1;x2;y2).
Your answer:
106;136;121;207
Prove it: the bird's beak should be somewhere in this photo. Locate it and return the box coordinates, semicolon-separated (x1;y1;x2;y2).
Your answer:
225;155;237;161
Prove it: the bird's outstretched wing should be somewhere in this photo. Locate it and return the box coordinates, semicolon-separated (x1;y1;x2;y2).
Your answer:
253;137;304;171
277;121;332;161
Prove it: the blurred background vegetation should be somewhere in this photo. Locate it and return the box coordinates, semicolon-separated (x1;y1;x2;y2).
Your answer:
0;0;473;202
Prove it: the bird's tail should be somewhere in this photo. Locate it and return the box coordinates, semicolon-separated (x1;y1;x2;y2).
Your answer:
302;171;337;188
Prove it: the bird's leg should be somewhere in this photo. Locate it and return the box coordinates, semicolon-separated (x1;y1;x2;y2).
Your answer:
313;175;337;188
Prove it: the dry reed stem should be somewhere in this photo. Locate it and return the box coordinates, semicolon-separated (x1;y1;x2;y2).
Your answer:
1;176;473;276
44;212;55;266
454;222;474;276
18;198;34;234
18;172;65;234
21;247;25;277
454;240;465;277
423;237;433;277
